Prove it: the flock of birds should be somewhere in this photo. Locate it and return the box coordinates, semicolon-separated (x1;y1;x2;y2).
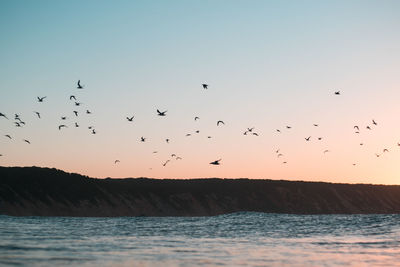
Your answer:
0;84;399;169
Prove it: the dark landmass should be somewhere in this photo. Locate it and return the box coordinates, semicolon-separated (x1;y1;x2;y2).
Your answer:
1;166;400;217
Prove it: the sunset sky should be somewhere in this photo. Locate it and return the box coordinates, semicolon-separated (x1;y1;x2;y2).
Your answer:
1;0;400;184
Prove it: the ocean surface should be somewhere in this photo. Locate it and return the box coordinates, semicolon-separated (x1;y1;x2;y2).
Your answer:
0;213;399;266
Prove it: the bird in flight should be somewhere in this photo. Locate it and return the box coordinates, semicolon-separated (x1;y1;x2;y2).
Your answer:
140;137;146;142
0;112;8;119
217;120;225;126
286;126;292;129
15;122;21;127
77;80;84;89
75;102;82;106
318;137;323;140
277;153;283;157
202;84;208;89
276;129;281;133
247;127;254;132
70;95;76;101
75;122;79;127
194;116;200;121
186;133;191;137
114;160;120;164
34;112;41;118
86;110;92;114
313;124;319;127
5;135;11;139
157;109;167;116
323;150;330;154
366;126;371;130
171;154;176;157
126;116;134;122
383;149;389;153
23;139;31;144
37;96;47;102
372;119;377;126
334;91;340;95
58;125;67;130
163;160;170;167
305;136;311;141
166;138;170;143
210;159;221;165
354;126;359;131
61;116;67;120
252;133;259;136
91;129;96;134
176;157;182;160
73;111;78;117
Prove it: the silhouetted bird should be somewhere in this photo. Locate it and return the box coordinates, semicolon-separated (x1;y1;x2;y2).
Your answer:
77;80;83;89
61;116;67;120
207;136;212;138
15;122;21;127
398;143;400;147
157;109;167;116
318;137;322;140
375;153;380;157
186;133;191;136
202;84;208;89
176;157;182;160
58;125;67;130
372;119;377;126
324;150;330;153
92;129;96;134
360;143;363;146
383;149;389;153
217;120;225;126
194;116;200;121
0;113;8;119
252;133;259;136
23;139;30;144
37;96;46;102
195;130;200;133
276;129;281;133
166;139;169;143
247;127;254;132
313;124;319;127
335;91;340;95
115;160;120;164
34;111;41;118
366;126;371;130
276;149;280;153
210;159;221;165
305;136;311;141
171;154;176;157
88;126;93;129
277;153;283;157
283;161;287;164
75;122;79;127
70;95;76;101
75;102;82;106
126;116;134;122
286;126;292;129
140;137;146;142
73;111;78;117
14;114;19;119
86;110;92;114
163;160;170;166
354;126;359;130
5;135;11;139
153;151;158;154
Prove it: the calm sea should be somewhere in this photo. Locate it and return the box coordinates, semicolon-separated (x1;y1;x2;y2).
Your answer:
0;213;399;266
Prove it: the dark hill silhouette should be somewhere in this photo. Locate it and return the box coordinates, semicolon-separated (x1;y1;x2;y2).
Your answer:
1;166;400;217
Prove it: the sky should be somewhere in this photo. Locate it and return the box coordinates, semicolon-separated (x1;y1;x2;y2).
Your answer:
1;0;400;184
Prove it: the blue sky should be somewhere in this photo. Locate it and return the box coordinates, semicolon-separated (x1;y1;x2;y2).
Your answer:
1;1;400;183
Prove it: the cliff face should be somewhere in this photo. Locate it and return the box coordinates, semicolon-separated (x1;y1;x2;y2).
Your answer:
1;166;400;217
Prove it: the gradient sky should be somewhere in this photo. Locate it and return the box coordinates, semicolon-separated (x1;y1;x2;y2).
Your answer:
1;0;400;184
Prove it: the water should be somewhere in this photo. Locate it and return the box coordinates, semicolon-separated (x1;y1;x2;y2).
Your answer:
0;213;399;266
